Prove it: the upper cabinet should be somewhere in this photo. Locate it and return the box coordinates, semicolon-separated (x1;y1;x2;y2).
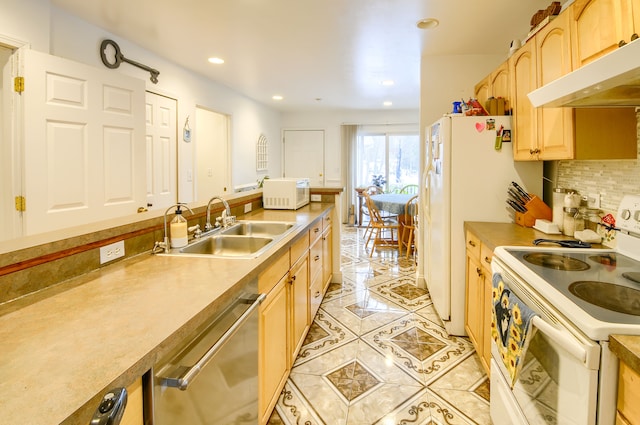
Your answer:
506;1;638;161
570;0;635;67
474;61;510;113
534;9;575;160
510;41;539;160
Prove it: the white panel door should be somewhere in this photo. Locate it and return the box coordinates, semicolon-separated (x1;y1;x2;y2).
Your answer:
283;130;324;186
20;49;145;235
195;107;230;201
145;92;177;211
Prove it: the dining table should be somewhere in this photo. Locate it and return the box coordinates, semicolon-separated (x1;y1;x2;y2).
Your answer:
370;193;415;216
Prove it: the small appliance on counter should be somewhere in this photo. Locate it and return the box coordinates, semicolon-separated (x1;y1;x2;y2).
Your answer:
262;178;310;210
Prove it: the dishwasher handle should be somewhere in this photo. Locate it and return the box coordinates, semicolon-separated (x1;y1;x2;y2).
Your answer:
161;293;266;391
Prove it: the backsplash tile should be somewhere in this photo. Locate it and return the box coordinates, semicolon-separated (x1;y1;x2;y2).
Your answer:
556;112;640;213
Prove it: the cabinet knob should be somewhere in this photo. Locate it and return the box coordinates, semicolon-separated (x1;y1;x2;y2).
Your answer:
314;255;320;261
289;276;296;284
484;256;492;264
314;291;321;298
476;267;483;277
469;241;476;247
314;228;320;233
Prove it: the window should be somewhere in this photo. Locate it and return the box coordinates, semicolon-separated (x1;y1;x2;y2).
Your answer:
356;131;419;192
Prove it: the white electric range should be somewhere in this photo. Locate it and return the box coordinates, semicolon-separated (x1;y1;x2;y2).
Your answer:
490;194;640;425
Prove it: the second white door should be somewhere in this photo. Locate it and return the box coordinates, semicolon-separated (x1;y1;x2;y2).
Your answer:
283;130;324;186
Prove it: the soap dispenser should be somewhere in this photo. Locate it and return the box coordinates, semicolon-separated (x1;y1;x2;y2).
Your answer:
170;205;188;248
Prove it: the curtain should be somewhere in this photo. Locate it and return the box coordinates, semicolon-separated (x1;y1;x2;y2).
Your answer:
340;124;359;224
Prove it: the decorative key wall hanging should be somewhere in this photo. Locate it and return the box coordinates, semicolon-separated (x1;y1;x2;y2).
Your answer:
100;39;160;84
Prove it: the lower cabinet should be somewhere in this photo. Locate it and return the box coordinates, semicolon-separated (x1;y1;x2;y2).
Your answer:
617;361;640;425
257;211;334;424
464;230;493;376
121;377;143;425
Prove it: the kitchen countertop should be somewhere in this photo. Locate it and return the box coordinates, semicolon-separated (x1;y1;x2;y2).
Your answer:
463;221;605;251
0;204;333;425
611;335;640;375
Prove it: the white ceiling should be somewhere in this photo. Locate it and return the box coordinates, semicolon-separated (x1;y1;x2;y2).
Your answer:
52;0;560;112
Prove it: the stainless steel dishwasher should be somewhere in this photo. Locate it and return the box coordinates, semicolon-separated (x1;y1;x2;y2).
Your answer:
150;280;265;425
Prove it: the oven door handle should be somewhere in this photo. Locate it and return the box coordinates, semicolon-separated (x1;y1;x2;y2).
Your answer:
161;293;266;390
532;316;586;363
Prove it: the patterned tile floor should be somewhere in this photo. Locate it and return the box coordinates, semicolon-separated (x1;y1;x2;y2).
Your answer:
268;225;491;425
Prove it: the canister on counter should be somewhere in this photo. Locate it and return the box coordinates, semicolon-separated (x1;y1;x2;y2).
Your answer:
553;188;567;231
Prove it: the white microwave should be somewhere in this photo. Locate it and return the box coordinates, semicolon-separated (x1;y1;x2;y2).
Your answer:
262;178;310;210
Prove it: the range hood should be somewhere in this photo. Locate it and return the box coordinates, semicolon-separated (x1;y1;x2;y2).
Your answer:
528;39;640;107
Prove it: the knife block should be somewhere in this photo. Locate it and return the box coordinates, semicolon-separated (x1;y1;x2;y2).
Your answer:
515;195;552;227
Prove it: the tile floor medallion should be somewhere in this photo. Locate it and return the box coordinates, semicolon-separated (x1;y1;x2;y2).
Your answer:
268;225;491;425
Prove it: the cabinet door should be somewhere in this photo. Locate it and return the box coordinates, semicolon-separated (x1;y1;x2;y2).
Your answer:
482;267;493;377
536;10;575;160
634;0;640;35
465;252;483;356
259;276;289;424
509;41;539;161
474;75;491;110
571;0;634;67
289;253;310;363
490;61;510;101
322;225;333;293
120;377;143;425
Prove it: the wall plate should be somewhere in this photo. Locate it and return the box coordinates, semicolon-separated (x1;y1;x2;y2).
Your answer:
100;241;125;264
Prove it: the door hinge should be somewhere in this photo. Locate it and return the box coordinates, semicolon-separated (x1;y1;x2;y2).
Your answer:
15;196;26;212
14;76;24;93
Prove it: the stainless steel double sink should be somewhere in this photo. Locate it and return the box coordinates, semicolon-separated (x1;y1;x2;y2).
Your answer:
162;221;298;259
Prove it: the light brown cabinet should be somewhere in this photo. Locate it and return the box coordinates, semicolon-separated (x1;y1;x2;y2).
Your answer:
510;6;637;161
322;219;333;293
570;0;635;68
257;210;333;424
474;61;510;113
120;378;143;425
464;230;493;376
617;361;640;424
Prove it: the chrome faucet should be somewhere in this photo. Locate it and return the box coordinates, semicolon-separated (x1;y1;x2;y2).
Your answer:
205;196;235;231
153;203;194;253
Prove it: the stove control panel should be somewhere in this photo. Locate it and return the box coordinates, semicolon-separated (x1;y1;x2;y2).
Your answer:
617;195;640;234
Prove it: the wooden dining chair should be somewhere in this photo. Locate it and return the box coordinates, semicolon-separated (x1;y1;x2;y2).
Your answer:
363;192;399;257
399;184;419;195
361;185;385;240
399;195;418;259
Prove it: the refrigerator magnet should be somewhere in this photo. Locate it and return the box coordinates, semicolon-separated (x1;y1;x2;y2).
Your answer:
486;118;495;131
502;129;511;142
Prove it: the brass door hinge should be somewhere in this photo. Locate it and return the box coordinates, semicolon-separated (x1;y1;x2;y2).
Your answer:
15;196;26;212
14;77;24;93
13;77;24;93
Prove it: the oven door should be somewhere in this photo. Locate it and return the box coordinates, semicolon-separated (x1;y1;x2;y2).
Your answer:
491;258;601;425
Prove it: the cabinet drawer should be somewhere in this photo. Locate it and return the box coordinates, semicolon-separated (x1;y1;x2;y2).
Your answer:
618;361;640;425
310;219;323;244
259;252;289;293
466;231;481;259
309;272;323;320
323;213;332;231
290;231;309;266
310;236;323;280
480;244;493;271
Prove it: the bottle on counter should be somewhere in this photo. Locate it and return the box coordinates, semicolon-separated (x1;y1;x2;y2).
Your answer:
553;188;567;232
170;206;188;248
563;207;578;237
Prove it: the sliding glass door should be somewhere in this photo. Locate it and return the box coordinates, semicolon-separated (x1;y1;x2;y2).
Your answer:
357;132;419;192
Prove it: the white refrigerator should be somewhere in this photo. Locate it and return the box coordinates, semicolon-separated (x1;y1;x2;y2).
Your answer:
420;115;542;336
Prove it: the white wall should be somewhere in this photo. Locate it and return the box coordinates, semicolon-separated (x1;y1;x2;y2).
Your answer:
281;109;419;186
0;0;50;50
48;6;282;202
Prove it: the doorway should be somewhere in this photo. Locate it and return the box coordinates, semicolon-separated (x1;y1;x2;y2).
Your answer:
283;129;324;186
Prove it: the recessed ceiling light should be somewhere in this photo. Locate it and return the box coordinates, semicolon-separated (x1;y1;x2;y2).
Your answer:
381;80;395;86
272;95;283;101
416;18;439;30
383;101;393;106
208;57;225;64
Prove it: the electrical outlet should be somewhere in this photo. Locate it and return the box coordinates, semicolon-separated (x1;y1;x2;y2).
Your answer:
311;194;322;202
587;193;601;208
100;240;125;264
244;203;252;213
